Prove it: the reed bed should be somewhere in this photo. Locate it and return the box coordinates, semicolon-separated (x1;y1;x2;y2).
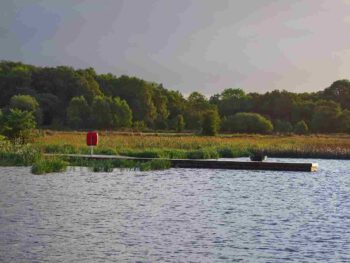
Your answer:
66;157;171;172
0;140;41;166
34;131;350;159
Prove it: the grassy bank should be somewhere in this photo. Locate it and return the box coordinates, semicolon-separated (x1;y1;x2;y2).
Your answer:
34;131;350;159
0;137;172;174
2;132;350;174
0;140;41;166
31;158;69;175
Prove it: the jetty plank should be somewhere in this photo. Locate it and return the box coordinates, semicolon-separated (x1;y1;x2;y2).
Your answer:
47;154;318;172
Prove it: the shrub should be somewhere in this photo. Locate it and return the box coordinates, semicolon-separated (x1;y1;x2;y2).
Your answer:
274;120;293;134
201;110;220;136
133;121;147;132
2;109;36;143
221;112;273;134
294;120;309;135
0;142;41;166
94;147;118;155
43;144;78;154
31;158;68;175
187;148;219;159
9;94;42;125
89;160;114;172
67;96;90;129
175;114;185;133
217;147;250;158
139;159;171;171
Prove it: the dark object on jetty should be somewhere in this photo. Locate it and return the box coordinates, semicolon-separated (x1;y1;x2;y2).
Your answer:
250;155;267;162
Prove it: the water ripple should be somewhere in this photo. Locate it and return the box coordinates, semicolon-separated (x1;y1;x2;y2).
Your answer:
1;159;350;262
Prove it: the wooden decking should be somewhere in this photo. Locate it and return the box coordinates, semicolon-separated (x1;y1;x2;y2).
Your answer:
47;154;318;172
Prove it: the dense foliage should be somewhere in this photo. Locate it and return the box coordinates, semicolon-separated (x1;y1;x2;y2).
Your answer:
1;60;350;135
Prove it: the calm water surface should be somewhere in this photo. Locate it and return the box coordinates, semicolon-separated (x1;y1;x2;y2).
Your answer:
1;158;350;262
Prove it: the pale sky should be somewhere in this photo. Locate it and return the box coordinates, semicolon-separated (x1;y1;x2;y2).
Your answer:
1;0;350;94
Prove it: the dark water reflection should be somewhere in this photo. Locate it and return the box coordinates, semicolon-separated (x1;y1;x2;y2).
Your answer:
1;159;350;262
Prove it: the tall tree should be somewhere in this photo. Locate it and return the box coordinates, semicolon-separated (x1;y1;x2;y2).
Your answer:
311;100;341;133
185;92;216;130
210;88;252;117
110;97;133;128
2;109;36;143
322;79;350;109
67;96;90;129
202;110;220;136
221;113;273;134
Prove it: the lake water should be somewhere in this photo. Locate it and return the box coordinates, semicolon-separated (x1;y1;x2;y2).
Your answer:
1;158;350;262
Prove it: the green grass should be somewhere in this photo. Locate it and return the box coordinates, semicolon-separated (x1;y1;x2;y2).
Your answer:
139;159;171;171
31;158;69;175
35;132;350;160
66;156;171;172
0;141;42;166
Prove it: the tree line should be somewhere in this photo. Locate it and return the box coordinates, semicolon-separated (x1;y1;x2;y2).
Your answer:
1;60;350;137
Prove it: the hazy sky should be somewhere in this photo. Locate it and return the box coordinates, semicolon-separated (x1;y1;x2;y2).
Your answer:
1;0;350;95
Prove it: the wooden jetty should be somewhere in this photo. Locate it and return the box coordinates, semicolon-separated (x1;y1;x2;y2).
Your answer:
47;154;318;172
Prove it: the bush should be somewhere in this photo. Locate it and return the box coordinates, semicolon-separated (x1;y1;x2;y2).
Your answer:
31;158;68;175
294;120;309;135
43;144;78;154
274;120;293;134
67;96;90;129
217;147;250;158
187;148;219;159
133;121;147;132
94;147;118;155
139;159;171;171
175;114;185;133
201;110;220;136
0;142;41;166
89;160;114;172
9;94;42;125
221;112;273;134
2;109;36;143
121;149;164;158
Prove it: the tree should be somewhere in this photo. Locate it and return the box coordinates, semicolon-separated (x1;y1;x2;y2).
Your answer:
31;66;102;124
90;96;132;130
221;113;273;134
152;85;169;121
311;100;341;133
322;79;350;109
0;109;3;134
175;114;185;133
110;97;133;128
164;90;186;120
102;75;157;125
9;94;42;125
2;109;36;143
253;90;296;121
10;94;39;112
338;110;350;133
291;100;315;126
67;96;90;129
185;92;216;130
0;62;33;107
201;110;220;136
294;120;309;135
274;120;293;134
90;96;113;129
35;93;60;126
210;88;252;117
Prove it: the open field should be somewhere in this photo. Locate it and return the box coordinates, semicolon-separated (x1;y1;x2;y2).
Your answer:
34;131;350;159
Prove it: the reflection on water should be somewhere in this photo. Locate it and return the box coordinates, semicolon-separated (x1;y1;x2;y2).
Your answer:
1;159;350;262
